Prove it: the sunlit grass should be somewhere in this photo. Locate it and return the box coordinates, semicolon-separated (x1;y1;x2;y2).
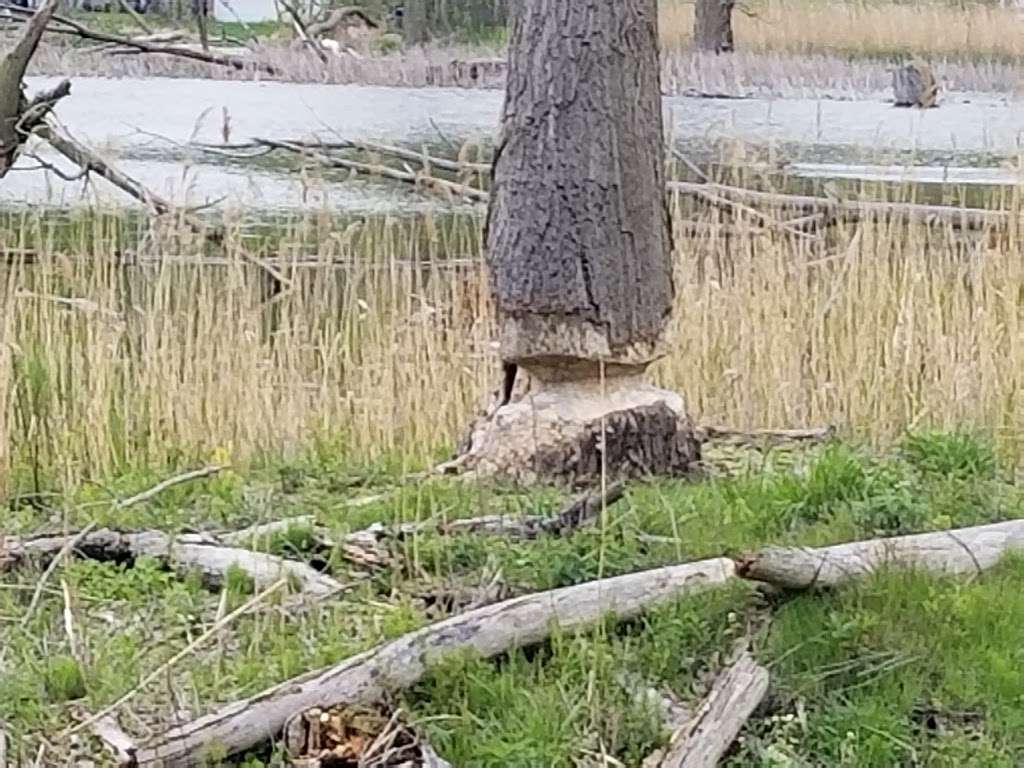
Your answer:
1;168;1022;497
3;435;1023;764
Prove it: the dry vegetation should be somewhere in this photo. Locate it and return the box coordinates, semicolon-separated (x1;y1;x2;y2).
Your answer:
659;0;1024;61
2;175;1022;497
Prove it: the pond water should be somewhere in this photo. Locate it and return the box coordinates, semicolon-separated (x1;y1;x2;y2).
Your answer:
10;76;1024;213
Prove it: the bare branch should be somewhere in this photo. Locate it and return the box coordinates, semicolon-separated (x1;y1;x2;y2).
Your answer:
0;2;278;75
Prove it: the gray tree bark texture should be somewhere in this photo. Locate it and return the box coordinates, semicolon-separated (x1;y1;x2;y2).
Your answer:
694;0;736;54
462;0;700;486
487;0;674;373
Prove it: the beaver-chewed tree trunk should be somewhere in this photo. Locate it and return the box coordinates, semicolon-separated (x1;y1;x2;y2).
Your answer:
694;0;736;53
460;0;701;487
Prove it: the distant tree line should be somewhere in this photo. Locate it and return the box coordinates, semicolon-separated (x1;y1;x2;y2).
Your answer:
354;0;508;41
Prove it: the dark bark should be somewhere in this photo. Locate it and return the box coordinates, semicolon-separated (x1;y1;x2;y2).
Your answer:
0;0;62;177
694;0;735;54
486;0;674;376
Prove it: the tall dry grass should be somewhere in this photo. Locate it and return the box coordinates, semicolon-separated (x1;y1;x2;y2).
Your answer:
660;0;1024;62
1;188;1022;495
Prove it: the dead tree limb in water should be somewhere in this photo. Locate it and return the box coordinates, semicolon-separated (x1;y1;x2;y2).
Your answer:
737;519;1024;589
132;557;736;766
277;0;329;62
668;181;1006;231
0;2;278;75
0;0;65;177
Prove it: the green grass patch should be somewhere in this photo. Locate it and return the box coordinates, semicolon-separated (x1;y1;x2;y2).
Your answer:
2;433;1023;765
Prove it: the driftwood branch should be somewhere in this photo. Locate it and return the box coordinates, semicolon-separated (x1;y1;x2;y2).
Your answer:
0;528;344;596
737;519;1024;589
0;2;278;75
186;138;1010;231
133;557;736;766
658;651;769;768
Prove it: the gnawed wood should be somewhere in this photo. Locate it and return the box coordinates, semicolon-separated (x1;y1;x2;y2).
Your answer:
737;519;1024;589
658;651;769;767
134;558;736;766
0;529;344;597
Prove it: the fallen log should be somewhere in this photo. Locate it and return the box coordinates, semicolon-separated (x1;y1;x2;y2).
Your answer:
668;181;1009;230
132;557;736;766
737;519;1024;589
658;651;769;768
0;528;344;597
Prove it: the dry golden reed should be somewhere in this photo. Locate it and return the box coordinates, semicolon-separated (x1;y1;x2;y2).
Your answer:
1;187;1021;494
659;0;1021;61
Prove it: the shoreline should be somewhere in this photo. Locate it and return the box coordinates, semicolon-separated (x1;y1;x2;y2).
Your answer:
26;43;1024;100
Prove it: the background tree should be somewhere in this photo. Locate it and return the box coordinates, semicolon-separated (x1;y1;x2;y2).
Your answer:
460;0;700;485
695;0;736;53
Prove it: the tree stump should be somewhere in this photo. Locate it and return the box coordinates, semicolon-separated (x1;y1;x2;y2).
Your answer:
458;0;702;487
694;0;736;54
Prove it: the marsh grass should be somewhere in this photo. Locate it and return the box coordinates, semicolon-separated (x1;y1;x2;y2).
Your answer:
2;434;1023;765
2;162;1023;497
661;0;1024;63
19;0;1024;95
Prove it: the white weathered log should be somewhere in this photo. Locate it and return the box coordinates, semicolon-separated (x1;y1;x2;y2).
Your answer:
134;557;736;766
738;519;1024;589
659;652;769;768
0;529;343;597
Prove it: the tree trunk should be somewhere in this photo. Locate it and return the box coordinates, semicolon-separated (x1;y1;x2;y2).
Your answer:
461;0;700;486
403;0;429;44
694;0;735;54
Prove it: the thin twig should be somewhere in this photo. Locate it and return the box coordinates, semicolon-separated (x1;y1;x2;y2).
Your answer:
115;465;226;510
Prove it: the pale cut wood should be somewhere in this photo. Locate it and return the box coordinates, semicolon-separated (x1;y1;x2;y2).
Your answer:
737;519;1024;589
659;651;769;767
90;714;138;766
134;558;736;767
0;529;343;597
